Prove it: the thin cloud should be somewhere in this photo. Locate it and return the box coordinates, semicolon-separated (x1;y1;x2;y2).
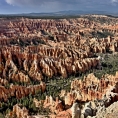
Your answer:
5;0;90;7
4;0;118;13
6;0;43;6
111;0;118;2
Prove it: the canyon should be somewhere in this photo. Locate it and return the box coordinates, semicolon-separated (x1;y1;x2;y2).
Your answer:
0;15;118;118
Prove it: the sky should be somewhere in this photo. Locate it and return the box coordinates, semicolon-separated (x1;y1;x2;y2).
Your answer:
0;0;118;14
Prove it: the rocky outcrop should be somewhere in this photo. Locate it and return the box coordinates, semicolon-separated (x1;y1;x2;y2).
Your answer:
0;18;98;39
3;59;118;117
0;45;100;81
60;72;118;106
93;101;118;118
0;17;118;83
35;96;64;114
71;102;81;118
8;104;30;118
29;72;118;118
0;81;46;101
0;78;8;86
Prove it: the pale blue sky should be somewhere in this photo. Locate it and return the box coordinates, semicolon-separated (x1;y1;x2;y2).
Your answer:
0;0;118;14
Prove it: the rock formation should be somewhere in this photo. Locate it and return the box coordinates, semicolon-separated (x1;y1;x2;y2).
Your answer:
62;72;118;105
0;15;118;118
0;82;46;102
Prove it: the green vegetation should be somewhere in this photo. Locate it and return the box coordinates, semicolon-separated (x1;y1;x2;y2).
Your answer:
0;15;81;19
0;14;118;20
10;37;46;47
94;53;118;78
91;31;113;38
83;15;117;24
0;94;50;117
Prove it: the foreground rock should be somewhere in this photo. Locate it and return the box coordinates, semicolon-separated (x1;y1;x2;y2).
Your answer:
91;101;118;118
